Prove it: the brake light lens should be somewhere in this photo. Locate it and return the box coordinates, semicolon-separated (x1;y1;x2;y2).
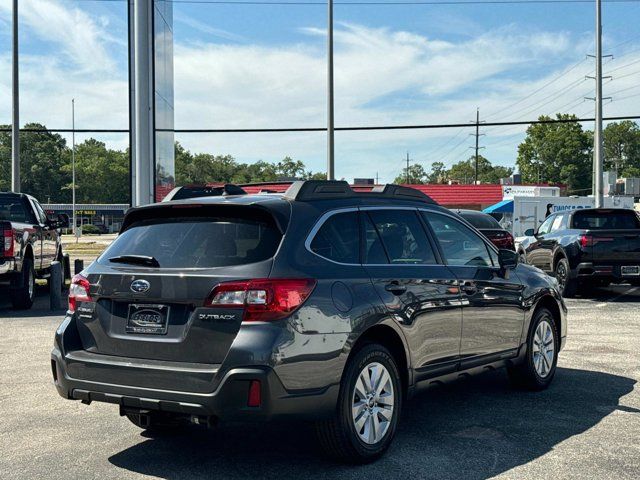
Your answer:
205;279;316;322
3;227;14;257
68;274;92;312
580;235;614;248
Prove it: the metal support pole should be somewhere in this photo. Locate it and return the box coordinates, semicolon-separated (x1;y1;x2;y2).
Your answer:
326;0;335;180
594;0;604;207
474;109;480;185
134;0;154;205
11;0;20;193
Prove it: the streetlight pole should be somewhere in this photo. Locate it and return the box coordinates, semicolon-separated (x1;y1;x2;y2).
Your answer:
11;0;20;193
594;0;604;207
326;0;335;180
72;99;77;241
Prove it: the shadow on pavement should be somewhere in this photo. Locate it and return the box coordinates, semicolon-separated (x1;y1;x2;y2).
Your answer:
109;367;636;479
0;287;67;318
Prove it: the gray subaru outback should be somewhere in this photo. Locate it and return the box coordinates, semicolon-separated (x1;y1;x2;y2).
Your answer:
52;181;566;463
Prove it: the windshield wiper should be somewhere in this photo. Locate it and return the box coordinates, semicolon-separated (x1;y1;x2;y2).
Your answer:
108;255;160;268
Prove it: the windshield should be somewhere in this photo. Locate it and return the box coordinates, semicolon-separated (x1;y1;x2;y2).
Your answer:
98;215;282;268
459;211;502;229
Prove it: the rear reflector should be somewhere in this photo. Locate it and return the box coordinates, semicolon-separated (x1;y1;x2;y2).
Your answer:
247;380;261;407
205;278;316;322
68;274;92;312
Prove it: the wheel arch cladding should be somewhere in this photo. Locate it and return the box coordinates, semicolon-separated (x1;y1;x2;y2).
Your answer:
553;250;567;270
351;324;409;396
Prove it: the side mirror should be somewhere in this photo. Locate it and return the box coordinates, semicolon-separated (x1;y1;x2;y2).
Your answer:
524;228;535;236
57;214;70;229
498;249;519;269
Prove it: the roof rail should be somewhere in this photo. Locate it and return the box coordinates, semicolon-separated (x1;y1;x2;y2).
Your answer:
284;180;436;204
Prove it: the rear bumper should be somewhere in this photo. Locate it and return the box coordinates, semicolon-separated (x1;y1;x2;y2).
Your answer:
51;316;339;421
0;259;15;278
575;262;640;282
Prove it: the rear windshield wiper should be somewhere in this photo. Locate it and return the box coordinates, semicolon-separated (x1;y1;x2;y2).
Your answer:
108;255;160;268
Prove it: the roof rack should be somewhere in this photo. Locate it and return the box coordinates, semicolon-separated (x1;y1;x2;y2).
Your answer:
283;180;436;204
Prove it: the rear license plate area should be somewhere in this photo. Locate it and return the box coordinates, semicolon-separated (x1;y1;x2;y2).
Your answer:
126;304;170;334
621;266;640;276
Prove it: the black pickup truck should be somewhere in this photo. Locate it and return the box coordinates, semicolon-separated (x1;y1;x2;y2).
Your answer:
1;193;69;309
521;208;640;297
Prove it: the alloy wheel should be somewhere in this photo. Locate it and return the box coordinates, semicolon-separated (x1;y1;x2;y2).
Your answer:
351;362;395;445
556;262;567;291
532;319;555;378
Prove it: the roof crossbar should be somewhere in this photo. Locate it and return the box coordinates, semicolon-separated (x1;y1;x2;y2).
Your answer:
284;180;436;204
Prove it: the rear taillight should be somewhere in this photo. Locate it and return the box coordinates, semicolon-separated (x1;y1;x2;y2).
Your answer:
205;278;316;322
68;274;92;312
3;227;14;257
580;235;614;248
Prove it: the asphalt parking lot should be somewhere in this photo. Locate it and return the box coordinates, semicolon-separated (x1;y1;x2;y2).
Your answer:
1;286;638;480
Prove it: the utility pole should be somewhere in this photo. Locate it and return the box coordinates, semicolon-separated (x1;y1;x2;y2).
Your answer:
326;0;335;180
11;0;20;192
72;99;77;242
594;0;604;207
406;152;411;184
470;108;485;184
375;172;379;184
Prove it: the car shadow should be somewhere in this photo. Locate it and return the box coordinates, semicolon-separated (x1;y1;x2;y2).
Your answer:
109;367;636;479
0;286;67;318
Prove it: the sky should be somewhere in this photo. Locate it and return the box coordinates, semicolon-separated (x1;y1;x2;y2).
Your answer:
0;0;639;183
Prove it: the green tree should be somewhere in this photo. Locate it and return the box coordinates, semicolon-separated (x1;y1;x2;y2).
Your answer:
63;138;129;203
516;114;592;192
427;161;447;183
0;123;71;202
447;155;512;184
393;164;428;184
603;120;640;177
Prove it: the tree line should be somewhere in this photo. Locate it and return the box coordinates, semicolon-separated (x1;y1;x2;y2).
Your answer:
1;117;639;203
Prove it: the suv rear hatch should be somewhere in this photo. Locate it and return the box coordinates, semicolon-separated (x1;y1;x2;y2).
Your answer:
72;203;285;365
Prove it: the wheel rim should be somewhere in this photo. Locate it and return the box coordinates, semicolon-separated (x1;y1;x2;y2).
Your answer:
351;362;394;445
556;262;567;291
532;319;555;378
27;269;34;299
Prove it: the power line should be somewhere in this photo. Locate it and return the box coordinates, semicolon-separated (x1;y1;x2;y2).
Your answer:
3;115;639;134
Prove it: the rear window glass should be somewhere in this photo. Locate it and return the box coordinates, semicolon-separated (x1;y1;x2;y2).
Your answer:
0;198;29;223
458;211;502;229
572;211;640;230
310;212;359;264
99;215;282;268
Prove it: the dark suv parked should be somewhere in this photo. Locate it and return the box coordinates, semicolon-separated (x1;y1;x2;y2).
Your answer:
52;181;566;463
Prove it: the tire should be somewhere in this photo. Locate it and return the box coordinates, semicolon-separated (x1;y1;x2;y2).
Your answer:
554;257;576;298
11;257;35;310
316;343;402;464
508;307;559;390
125;412;186;433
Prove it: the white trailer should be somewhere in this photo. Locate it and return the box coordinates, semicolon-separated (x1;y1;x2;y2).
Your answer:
511;195;635;238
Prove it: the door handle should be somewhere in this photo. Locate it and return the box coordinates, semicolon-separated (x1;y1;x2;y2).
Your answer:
384;282;406;295
460;281;477;295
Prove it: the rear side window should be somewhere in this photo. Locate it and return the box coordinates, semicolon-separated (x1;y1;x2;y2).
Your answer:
423;212;493;267
365;210;436;264
572;210;640;230
0;198;29;223
310;211;359;264
99;214;282;268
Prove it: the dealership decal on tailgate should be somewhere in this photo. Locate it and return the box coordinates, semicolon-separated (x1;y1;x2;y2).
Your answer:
126;304;170;334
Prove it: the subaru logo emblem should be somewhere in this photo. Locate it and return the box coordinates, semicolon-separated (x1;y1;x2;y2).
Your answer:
130;279;150;294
